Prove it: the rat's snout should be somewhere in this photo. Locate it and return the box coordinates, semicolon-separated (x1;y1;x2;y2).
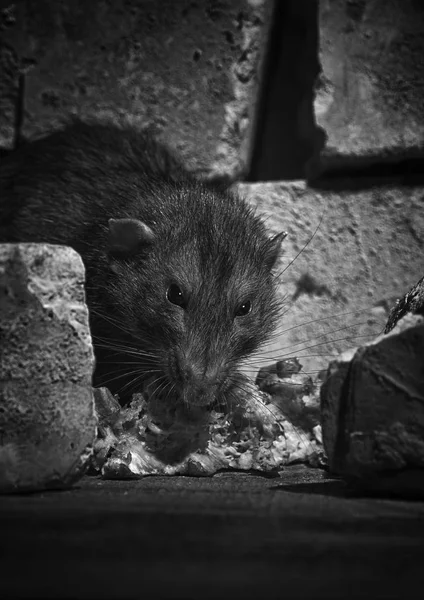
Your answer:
172;351;222;407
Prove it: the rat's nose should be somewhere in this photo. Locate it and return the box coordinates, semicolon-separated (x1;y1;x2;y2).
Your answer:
175;354;221;406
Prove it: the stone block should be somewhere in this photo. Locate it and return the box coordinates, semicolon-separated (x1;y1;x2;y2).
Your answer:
2;0;273;180
320;313;424;497
315;0;424;164
0;243;97;493
237;181;424;379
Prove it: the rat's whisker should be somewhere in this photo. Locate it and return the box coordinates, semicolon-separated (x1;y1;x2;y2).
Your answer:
276;209;326;281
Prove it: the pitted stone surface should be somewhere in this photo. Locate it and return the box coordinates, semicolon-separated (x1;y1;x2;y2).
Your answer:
315;0;424;162
321;313;424;495
1;0;272;180
237;181;424;379
0;243;97;493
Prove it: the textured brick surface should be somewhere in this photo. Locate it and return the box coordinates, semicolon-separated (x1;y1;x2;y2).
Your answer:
0;243;97;493
315;0;424;163
320;313;424;495
1;0;272;179
238;181;424;378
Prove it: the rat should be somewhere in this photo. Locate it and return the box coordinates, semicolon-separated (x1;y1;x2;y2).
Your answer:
0;120;286;407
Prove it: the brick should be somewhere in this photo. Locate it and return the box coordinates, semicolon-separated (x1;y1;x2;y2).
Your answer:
2;0;273;180
237;181;424;378
315;0;424;163
0;243;97;493
320;313;424;496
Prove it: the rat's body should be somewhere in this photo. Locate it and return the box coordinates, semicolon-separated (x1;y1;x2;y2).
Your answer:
0;121;285;406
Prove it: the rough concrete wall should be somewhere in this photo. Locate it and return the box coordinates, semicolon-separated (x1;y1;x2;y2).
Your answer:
315;0;424;167
238;181;424;378
0;0;273;180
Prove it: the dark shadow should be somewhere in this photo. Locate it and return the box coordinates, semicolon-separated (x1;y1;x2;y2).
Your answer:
247;0;323;181
273;470;424;502
308;152;424;190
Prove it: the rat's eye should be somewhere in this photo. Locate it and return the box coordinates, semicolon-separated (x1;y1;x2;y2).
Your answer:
167;283;187;308
235;299;252;317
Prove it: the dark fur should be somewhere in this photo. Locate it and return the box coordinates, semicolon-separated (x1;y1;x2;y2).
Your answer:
0;121;284;405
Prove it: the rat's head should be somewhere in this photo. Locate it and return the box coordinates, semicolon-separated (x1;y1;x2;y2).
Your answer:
103;184;286;407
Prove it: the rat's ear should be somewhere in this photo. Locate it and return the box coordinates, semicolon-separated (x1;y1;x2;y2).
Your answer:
108;218;155;255
263;231;287;271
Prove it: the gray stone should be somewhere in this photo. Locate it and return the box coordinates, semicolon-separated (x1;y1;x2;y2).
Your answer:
2;0;273;180
315;0;424;163
237;181;424;379
321;313;424;496
0;243;97;493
